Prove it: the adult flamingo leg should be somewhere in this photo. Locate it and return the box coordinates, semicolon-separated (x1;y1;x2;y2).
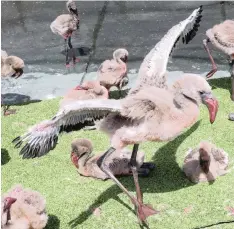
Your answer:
129;144;158;223
97;147;157;223
203;38;218;78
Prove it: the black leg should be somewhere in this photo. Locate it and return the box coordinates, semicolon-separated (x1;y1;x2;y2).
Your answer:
68;36;77;64
230;61;234;101
203;38;218;78
64;39;69;66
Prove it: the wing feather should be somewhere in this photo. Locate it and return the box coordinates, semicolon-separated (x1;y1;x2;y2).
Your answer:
13;99;122;159
131;6;203;93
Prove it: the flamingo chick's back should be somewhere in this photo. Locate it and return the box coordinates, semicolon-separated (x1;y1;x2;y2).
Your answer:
183;141;229;183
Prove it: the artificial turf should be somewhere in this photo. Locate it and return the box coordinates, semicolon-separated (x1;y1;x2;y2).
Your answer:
1;77;234;229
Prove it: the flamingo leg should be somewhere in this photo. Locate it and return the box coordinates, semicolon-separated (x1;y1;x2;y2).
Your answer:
129;144;158;223
64;39;70;67
230;60;234;101
203;38;218;78
97;147;157;224
2;105;16;116
68;36;79;65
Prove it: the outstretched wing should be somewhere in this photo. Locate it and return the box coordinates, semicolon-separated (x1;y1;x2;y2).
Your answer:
12;99;122;159
131;6;203;93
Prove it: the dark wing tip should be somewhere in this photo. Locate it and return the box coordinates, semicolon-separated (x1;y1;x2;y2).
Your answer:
12;136;21;144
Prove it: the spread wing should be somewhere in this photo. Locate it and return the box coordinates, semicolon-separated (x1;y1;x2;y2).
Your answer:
12;99;122;159
131;6;203;93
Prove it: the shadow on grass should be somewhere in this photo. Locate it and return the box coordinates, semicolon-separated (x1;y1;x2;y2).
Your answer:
1;148;11;165
69;121;200;227
45;214;60;229
1;93;41;106
208;77;231;95
109;88;130;99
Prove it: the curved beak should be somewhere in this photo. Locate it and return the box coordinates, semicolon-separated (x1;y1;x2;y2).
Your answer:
4;197;17;211
12;68;24;79
201;92;219;124
71;152;79;168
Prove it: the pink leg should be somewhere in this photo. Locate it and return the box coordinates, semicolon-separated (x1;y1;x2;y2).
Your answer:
3;105;16;116
203;38;218;78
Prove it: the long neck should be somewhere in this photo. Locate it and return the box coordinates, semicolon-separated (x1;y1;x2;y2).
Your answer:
173;90;200;128
77;153;91;168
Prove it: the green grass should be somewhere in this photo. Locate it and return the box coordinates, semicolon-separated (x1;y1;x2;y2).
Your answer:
2;78;234;229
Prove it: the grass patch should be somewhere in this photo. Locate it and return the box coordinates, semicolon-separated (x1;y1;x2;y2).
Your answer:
2;78;234;229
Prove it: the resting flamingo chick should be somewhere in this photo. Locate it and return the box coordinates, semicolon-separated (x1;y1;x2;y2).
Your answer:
60;80;109;108
14;7;210;223
50;0;80;67
97;48;129;98
203;20;234;100
70;138;155;180
183;141;229;183
1;185;48;229
1;50;24;78
60;80;109;130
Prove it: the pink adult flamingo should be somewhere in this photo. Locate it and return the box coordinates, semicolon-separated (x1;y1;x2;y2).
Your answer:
50;0;80;68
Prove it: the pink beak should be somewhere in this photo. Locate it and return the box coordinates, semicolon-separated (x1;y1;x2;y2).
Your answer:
4;197;17;211
71;152;79;168
203;95;219;124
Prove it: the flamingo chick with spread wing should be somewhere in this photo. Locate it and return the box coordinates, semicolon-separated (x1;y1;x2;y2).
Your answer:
13;6;219;223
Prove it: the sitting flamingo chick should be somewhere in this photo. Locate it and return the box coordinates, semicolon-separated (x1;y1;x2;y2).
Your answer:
1;50;24;78
97;48;129;98
60;80;109;108
1;185;48;229
70;138;155;180
183;141;229;183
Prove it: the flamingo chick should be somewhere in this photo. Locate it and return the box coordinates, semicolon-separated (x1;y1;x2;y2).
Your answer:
50;0;80;67
1;50;25;116
203;20;234;99
97;48;129;98
60;80;109;130
1;50;24;78
70;138;155;180
183;141;229;183
1;185;48;229
60;80;109;108
13;7;208;224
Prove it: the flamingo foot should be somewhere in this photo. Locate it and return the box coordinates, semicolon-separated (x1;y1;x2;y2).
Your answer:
4;109;16;116
206;68;217;78
65;63;71;68
140;162;156;170
132;198;159;224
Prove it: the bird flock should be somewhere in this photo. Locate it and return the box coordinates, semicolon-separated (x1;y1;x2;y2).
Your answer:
1;1;234;228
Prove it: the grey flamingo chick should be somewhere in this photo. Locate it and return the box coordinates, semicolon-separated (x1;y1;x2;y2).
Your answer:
13;7;212;224
1;185;48;229
183;141;229;183
70;138;155;180
1;50;25;116
50;0;80;67
97;48;129;98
